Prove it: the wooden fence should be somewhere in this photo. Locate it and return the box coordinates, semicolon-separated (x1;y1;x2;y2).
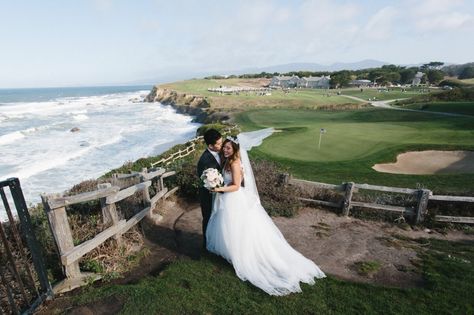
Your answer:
288;177;474;224
150;125;240;168
41;167;177;293
150;136;203;168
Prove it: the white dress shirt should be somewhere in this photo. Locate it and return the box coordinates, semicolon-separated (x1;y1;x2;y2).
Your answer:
208;148;221;166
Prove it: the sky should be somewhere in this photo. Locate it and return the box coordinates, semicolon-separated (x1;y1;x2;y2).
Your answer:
0;0;473;88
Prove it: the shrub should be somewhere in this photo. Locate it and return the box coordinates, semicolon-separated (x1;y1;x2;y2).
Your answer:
251;159;302;217
354;260;382;276
196;123;228;136
167;159;201;201
399;87;474;106
458;66;474;79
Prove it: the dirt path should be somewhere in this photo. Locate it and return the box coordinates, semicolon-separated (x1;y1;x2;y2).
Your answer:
173;201;473;288
37;199;474;314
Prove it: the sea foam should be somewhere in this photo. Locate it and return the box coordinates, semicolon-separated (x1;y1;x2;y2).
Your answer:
0;88;199;208
0;131;25;145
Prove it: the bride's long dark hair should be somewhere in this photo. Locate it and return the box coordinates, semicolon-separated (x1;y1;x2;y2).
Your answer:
222;138;245;187
222;138;240;171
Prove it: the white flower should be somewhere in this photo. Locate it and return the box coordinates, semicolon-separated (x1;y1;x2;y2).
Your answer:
201;168;223;190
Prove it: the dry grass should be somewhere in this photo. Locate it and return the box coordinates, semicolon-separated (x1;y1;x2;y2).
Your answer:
63;178;148;276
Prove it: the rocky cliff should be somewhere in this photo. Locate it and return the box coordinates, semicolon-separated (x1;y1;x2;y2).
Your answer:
145;86;212;122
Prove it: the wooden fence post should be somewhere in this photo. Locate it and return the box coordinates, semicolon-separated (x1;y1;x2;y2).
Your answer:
158;174;165;192
414;189;431;224
41;195;81;279
141;168;151;206
98;183;122;246
111;173;119;187
279;173;290;186
342;182;355;216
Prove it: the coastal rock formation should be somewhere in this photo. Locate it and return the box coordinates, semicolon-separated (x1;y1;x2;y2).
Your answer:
145;86;211;122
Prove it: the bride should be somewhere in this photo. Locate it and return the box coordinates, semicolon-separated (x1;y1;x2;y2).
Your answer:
206;128;325;296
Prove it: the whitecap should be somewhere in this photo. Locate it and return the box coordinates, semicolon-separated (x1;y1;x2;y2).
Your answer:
73;114;89;121
3;148;91;180
3;134;123;180
69;109;88;115
0;131;25;145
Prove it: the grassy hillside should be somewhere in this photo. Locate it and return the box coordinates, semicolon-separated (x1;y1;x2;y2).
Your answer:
237;108;474;194
161;78;362;109
341;87;430;101
403;102;474;116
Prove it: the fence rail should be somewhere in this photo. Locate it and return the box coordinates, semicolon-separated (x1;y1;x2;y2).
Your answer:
150;138;201;168
150;125;240;168
289;176;474;224
41;167;178;294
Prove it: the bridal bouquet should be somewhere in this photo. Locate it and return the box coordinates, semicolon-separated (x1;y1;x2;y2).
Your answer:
201;168;224;191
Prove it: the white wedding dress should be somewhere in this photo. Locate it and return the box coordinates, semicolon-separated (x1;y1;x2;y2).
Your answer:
206;129;325;296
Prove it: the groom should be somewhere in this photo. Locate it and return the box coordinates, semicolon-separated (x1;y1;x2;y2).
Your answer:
197;129;223;250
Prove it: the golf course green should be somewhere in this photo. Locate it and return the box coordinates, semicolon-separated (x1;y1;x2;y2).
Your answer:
237;108;474;194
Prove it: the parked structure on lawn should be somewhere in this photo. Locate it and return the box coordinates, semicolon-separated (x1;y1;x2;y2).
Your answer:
349;79;372;87
270;75;331;89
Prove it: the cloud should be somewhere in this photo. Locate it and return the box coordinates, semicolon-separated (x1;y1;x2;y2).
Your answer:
363;6;398;40
415;12;474;31
410;0;474;31
299;0;359;31
412;0;464;16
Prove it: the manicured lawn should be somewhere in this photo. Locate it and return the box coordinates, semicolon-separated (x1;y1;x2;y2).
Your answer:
72;238;474;314
237;108;474;194
402;102;474;116
162;79;361;109
341;87;433;101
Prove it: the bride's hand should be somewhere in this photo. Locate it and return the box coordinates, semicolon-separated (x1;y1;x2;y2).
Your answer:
212;187;224;193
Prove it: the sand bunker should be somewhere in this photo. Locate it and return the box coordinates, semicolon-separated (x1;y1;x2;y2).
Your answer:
373;150;474;175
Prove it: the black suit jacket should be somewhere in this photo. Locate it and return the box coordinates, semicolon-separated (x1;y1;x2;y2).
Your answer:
197;150;223;245
197;149;222;180
197;149;223;209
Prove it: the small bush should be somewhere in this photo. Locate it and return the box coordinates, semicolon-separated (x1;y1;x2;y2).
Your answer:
354;260;382;276
196;123;228;136
251;159;302;217
168;159;201;201
81;258;105;274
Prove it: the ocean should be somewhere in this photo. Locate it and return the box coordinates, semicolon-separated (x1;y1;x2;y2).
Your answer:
0;85;200;220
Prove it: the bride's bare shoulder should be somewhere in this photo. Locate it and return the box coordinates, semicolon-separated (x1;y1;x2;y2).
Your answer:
230;159;242;170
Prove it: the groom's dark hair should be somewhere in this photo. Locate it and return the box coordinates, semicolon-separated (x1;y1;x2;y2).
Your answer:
204;129;222;145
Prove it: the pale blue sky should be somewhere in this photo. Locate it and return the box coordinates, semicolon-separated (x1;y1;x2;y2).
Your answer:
0;0;473;88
